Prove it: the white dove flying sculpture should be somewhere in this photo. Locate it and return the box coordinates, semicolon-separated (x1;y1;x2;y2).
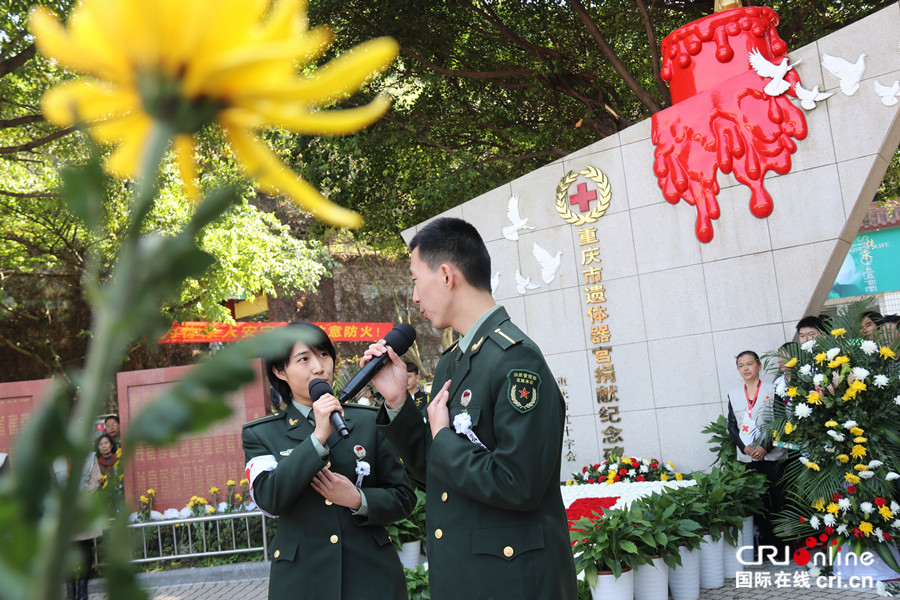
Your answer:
874;80;900;107
515;269;540;294
532;242;562;284
822;53;867;96
748;49;799;96
502;194;535;241
793;82;833;110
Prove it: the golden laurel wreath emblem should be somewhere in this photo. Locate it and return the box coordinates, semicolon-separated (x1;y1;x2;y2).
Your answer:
554;166;611;225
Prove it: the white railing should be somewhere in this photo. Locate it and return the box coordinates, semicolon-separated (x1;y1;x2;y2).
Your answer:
126;510;272;564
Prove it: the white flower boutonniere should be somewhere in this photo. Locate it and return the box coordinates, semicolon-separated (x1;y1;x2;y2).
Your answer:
453;391;487;450
353;445;370;487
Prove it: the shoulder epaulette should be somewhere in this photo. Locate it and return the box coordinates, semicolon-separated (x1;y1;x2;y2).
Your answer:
488;325;523;350
242;410;285;428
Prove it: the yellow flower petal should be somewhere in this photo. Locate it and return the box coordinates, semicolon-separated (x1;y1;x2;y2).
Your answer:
784;357;798;368
174;134;199;202
225;126;362;228
254;94;394;136
42;79;139;127
105;121;153;178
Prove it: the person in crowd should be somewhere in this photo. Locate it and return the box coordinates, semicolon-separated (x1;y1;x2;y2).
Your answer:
404;361;429;412
242;321;414;600
882;314;899;337
103;415;121;451
860;310;884;340
95;433;118;476
54;447;101;600
795;315;824;343
726;350;787;552
364;217;577;600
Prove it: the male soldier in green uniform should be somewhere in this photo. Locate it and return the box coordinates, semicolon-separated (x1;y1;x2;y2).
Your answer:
365;217;577;600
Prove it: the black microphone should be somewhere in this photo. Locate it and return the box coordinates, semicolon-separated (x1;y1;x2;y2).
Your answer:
308;378;349;439
338;323;417;402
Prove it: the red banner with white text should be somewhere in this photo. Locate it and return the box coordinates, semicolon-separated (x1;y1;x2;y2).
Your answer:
159;321;394;343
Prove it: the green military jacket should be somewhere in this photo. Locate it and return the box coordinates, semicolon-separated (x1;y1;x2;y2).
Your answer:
243;402;414;600
377;307;577;600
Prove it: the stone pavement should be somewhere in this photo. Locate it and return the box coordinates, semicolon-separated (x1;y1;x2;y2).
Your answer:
86;559;889;599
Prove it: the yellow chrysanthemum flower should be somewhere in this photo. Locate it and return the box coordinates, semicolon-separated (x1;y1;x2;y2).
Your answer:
784;357;798;368
240;479;248;486
881;347;897;360
850;380;867;393
807;391;822;405
784;422;794;435
826;502;840;514
859;521;874;536
210;487;220;495
806;462;821;471
830;328;847;336
880;506;893;520
28;0;400;227
812;498;825;511
825;420;838;428
227;480;236;487
786;387;798;398
147;488;156;496
837;454;850;463
140;494;149;504
854;463;869;471
828;356;850;369
115;448;122;458
849;426;865;436
854;437;868;444
622;457;632;465
661;474;669;482
675;473;683;481
234;493;243;501
850;445;867;459
565;479;573;486
206;505;215;514
815;352;827;364
845;472;861;484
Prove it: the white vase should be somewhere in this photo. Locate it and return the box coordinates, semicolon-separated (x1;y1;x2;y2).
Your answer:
741;515;754;550
398;540;421;569
590;568;633;600
633;556;668;600
699;533;724;589
668;546;700;600
723;529;744;579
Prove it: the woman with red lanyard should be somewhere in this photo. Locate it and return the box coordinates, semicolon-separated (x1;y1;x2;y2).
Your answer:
726;350;787;555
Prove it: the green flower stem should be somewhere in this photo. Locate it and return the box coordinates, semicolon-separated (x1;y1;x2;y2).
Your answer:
32;124;175;600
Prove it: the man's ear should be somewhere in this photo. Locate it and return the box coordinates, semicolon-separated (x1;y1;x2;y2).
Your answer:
439;263;454;288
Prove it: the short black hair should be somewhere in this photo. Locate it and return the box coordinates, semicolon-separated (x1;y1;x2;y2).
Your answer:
795;315;823;332
409;217;492;292
862;310;885;326
884;314;899;325
735;350;760;365
405;361;419;374
265;322;337;405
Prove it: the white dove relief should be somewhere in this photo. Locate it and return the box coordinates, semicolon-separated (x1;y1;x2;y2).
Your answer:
490;272;501;296
501;194;535;241
793;82;833;110
532;242;562;284
515;269;540;294
821;53;867;96
748;49;799;96
874;80;900;107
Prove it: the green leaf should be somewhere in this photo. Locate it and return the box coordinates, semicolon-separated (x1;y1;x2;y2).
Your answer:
59;148;107;233
619;540;638;554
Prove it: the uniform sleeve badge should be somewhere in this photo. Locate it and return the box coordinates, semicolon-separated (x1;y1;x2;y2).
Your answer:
507;370;540;413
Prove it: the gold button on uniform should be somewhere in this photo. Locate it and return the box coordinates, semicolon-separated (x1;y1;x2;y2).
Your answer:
503;546;514;558
441;492;448;502
273;550;280;559
434;529;443;539
325;499;333;506
330;535;338;544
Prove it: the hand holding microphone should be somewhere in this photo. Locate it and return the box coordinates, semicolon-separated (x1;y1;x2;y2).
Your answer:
308;378;348;440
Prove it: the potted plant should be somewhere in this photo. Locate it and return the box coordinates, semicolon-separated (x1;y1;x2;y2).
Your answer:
386;488;426;568
570;503;658;599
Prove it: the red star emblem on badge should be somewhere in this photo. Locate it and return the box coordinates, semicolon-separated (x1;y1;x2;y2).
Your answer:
519;388;530;399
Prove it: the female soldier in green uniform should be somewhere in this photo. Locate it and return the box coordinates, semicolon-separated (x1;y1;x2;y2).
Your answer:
242;322;414;600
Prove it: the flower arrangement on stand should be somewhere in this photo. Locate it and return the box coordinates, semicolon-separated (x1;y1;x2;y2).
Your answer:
769;302;900;572
569;454;684;485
